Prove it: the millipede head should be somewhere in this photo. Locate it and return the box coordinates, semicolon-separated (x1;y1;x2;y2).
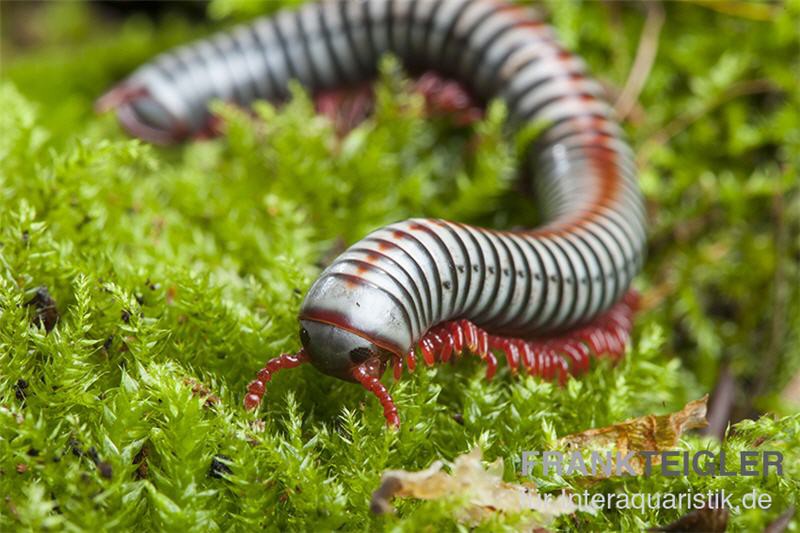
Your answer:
243;320;400;426
298;319;390;382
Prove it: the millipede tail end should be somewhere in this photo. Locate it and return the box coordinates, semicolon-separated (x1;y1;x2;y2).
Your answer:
94;84;148;114
95;84;190;145
243;350;309;411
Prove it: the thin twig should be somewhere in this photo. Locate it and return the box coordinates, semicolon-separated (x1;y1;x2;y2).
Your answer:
614;2;665;121
702;365;736;441
764;506;796;533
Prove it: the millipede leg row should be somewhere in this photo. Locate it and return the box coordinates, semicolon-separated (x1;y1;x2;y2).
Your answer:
398;290;639;386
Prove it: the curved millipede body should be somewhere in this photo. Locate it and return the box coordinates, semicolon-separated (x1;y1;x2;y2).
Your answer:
98;0;647;428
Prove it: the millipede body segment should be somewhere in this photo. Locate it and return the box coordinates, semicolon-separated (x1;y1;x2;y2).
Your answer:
99;0;647;428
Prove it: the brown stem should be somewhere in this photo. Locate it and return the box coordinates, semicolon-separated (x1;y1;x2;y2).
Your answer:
614;2;665;121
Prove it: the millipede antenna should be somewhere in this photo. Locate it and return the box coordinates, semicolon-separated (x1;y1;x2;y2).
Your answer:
352;363;400;428
243;351;308;411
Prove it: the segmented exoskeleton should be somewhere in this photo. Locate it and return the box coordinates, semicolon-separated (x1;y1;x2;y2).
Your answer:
99;0;646;428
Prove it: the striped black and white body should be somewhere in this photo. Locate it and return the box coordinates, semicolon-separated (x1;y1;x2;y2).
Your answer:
100;0;647;424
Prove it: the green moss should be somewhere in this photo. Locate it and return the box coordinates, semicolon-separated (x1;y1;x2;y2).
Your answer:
1;1;798;531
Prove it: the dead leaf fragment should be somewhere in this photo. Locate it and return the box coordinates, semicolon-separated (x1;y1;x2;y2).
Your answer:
371;448;595;529
559;395;709;476
370;476;402;515
183;377;221;407
133;444;149;480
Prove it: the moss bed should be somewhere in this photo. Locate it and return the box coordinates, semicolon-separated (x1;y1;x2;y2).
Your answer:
1;1;798;531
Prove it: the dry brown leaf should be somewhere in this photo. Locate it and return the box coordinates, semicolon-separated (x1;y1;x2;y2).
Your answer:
559;395;709;476
371;448;595;529
182;377;221;407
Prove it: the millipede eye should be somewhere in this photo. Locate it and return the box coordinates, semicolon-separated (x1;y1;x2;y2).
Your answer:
349;347;373;364
299;327;311;346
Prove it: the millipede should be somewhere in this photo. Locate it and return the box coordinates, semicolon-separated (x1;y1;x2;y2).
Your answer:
97;0;647;428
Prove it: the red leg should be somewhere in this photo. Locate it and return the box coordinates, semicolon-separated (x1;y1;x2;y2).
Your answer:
440;331;454;363
398;290;639;384
405;349;417;373
420;336;436;366
413;71;483;126
101;71;481;144
313;70;483;136
192;113;226;141
243;350;308;411
314;82;375;135
392;354;403;381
